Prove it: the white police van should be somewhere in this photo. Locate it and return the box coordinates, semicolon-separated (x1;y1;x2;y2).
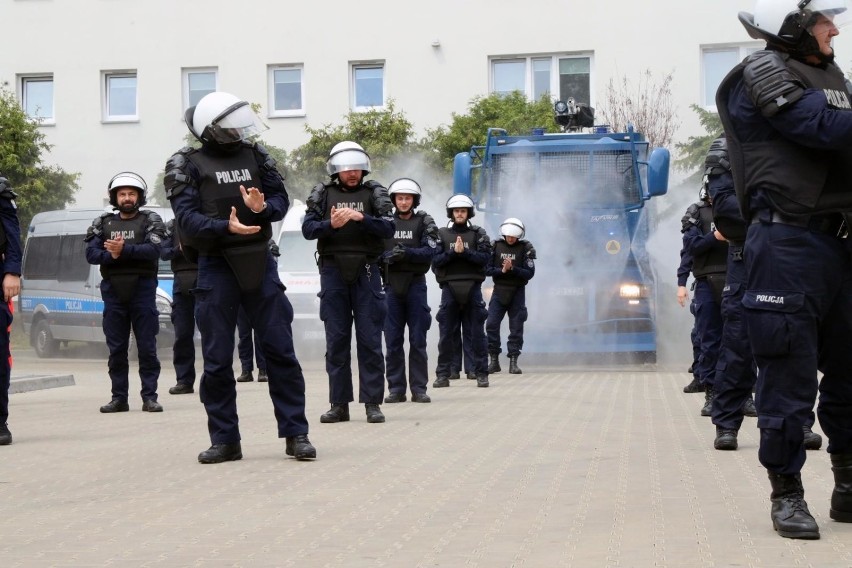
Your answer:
276;200;323;354
19;208;176;357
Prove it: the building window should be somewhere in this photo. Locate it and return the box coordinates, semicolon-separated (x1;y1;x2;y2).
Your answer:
183;68;217;109
701;44;760;109
268;65;304;116
20;75;54;123
490;54;593;105
352;63;385;110
103;71;138;122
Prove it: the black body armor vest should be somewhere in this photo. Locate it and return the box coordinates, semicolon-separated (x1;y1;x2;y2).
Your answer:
100;213;158;279
491;240;530;288
384;212;430;275
187;146;271;252
718;53;852;216
434;226;485;283
318;184;383;258
692;205;728;278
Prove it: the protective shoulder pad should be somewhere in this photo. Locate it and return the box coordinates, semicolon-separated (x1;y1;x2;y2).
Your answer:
165;218;175;237
473;225;490;244
306;183;329;217
139;210;168;243
164;146;197;199
85;212;114;242
254;143;285;178
369;183;393;217
681;203;701;233
420;212;440;238
743;50;806;117
704;136;731;176
524;241;537;260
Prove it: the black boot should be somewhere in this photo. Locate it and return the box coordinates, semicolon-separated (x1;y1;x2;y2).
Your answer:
700;386;715;417
714;427;738;451
0;423;11;446
768;472;820;539
830;453;852;522
320;403;350;423
508;355;522;374
285;434;316;460
682;376;703;393
803;425;822;450
476;373;489;388
742;396;758;417
487;353;501;373
198;443;243;464
365;403;385;423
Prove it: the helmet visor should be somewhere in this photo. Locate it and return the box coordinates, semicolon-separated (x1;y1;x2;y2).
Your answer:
207;102;268;144
805;1;851;29
327;149;371;175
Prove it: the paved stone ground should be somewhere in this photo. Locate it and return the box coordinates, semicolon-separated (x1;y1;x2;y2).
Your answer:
2;352;851;567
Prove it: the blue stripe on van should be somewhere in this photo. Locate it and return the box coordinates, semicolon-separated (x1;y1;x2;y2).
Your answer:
19;295;103;314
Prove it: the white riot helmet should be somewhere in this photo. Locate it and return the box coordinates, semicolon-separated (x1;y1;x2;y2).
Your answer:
500;218;525;239
107;171;147;209
388;178;422;208
326;141;371;177
742;0;848;58
185;91;268;146
446;193;475;219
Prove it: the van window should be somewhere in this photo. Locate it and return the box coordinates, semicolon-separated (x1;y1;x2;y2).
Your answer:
58;235;90;282
23;236;60;279
277;232;317;272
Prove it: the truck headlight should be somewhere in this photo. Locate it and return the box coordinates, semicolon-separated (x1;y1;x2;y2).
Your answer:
619;283;648;300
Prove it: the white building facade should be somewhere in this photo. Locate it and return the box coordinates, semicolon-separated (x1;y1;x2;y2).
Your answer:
1;0;830;206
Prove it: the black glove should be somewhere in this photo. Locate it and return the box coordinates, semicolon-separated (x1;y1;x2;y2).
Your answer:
386;244;407;264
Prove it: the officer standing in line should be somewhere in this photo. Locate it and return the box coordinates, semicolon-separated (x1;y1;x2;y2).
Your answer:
450;325;474;380
0;174;21;446
717;0;852;539
302;141;395;424
236;239;279;383
166;91;314;463
160;218;198;395
432;194;492;388
86;172;167;413
681;185;727;417
485;218;536;375
382;178;439;404
677;240;703;393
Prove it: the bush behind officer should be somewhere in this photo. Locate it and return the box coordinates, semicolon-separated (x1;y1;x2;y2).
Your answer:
85;173;166;414
0;174;22;445
717;0;852;539
166;91;314;464
302;141;395;424
432;194;492;388
485;217;536;375
382;178;439;404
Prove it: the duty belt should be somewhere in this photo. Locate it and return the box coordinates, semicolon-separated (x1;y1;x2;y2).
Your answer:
751;210;847;238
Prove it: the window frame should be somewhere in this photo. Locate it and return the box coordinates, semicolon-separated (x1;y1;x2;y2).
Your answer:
267;64;305;118
350;62;386;111
181;67;218;111
101;70;139;123
19;74;55;125
489;53;595;105
700;43;761;111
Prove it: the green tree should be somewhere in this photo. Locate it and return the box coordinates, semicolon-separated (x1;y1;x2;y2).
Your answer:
285;99;418;200
422;92;557;173
673;104;723;185
0;87;80;237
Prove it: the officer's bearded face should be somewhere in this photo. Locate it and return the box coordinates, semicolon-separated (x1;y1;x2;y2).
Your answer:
338;169;363;189
116;188;139;213
452;208;468;224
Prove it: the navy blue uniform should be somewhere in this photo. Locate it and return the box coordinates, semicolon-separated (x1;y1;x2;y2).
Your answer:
160;219;197;390
677;241;700;377
0;184;21;431
237;306;266;374
485;238;536;358
718;52;852;475
682;204;726;392
302;181;395;406
86;211;165;405
433;223;492;380
166;142;309;445
382;210;439;397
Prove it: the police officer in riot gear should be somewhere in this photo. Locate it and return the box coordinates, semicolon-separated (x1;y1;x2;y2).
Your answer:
717;0;852;539
0;174;21;446
166;91;315;463
160;219;198;395
302;141;395;424
382;178;439;403
485;218;536;375
676;240;703;393
432;194;492;388
86;172;167;413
